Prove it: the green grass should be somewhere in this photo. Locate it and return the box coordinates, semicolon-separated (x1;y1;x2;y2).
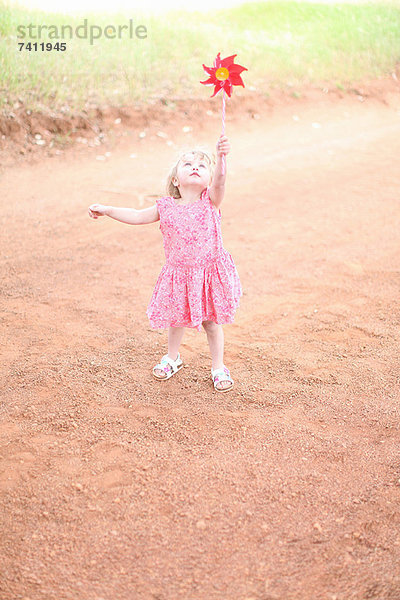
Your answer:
1;0;400;112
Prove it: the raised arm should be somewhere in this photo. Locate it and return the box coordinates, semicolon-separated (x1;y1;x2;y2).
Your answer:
88;203;160;225
209;134;230;209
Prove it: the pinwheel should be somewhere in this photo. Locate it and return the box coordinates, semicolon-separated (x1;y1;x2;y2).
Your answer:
200;53;247;173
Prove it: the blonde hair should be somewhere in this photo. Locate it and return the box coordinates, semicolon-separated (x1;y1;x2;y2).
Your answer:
166;146;216;199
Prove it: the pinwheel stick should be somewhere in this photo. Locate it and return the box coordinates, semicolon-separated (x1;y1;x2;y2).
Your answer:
221;90;226;175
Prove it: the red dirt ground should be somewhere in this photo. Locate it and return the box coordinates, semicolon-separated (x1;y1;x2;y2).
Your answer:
1;79;400;600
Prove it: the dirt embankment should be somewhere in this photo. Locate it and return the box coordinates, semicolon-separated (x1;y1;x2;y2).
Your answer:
1;76;399;167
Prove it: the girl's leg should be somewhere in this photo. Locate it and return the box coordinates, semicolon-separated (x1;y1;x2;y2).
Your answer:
154;326;185;378
202;320;231;390
168;325;185;361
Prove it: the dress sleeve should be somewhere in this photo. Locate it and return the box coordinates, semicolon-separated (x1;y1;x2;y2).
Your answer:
204;187;221;219
156;196;164;215
156;196;169;230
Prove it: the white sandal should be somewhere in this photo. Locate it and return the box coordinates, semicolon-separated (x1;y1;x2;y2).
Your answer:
211;365;234;392
153;353;183;380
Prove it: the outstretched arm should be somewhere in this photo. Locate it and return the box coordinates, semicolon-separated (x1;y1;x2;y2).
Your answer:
88;204;159;225
209;134;230;209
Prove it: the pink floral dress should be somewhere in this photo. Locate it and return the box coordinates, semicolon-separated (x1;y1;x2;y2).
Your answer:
146;186;242;332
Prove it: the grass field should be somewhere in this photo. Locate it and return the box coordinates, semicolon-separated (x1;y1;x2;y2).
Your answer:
1;0;400;112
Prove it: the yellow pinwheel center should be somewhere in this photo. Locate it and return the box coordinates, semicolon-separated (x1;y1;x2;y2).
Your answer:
215;67;229;81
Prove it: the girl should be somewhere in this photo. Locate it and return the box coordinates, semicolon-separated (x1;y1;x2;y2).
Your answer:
88;135;242;392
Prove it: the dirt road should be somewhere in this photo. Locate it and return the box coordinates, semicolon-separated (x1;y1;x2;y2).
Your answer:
1;86;400;600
